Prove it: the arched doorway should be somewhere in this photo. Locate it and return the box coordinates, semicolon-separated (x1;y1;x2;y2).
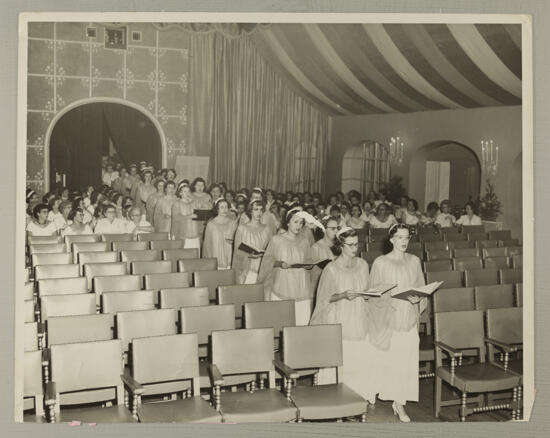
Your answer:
409;141;481;211
45;98;166;191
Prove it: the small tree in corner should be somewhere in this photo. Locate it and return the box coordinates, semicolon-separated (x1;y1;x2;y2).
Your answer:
479;179;502;221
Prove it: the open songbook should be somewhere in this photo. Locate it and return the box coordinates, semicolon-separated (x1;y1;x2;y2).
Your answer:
390;281;444;301
192;209;215;221
238;242;265;256
355;284;397;297
289;259;331;269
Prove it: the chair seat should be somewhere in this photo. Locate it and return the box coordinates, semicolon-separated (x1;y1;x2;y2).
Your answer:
58;404;137;423
138;396;221;423
290;383;367;420
220;388;297;423
419;335;434;361
437;363;521;393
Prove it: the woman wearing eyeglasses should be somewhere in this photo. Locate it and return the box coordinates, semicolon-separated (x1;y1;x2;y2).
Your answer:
366;224;427;422
310;227;377;404
309;218;338;293
368;203;398;229
258;208;315;325
232;200;273;284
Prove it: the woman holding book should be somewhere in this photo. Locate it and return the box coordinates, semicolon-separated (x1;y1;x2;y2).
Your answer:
310;227;378;403
258;208;316;325
203;199;237;269
171;183;200;250
366;224;427;422
191;177;213;242
232;200;273;284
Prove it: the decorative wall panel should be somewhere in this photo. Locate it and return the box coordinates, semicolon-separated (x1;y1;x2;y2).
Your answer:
26;22;190;191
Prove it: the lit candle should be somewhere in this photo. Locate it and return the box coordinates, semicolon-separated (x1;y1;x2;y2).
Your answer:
495;146;499;169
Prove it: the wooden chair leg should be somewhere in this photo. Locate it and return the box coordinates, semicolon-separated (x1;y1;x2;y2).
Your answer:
518;385;523;420
361;413;367;422
460;392;468;422
434;376;442;418
512;386;518;420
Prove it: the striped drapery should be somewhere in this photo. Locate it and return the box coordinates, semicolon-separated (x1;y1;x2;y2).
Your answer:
252;23;521;116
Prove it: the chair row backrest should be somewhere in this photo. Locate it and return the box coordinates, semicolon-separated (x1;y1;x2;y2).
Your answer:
432;284;517;312
426;268;522;288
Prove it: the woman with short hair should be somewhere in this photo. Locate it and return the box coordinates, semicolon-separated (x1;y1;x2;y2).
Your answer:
145;179;165;225
258;208;315;325
26;203;58;237
62;208;93;236
232;200;273;284
368;203;398;229
171;183;200;250
456;202;483;226
153;180;178;233
366;224;427;422
310;227;377;403
348;204;368;230
202;199;237;269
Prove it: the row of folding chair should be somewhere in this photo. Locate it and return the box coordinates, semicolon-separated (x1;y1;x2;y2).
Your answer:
426;246;522;260
426;268;522;288
26;303;369;423
28;232;170;246
432;284;523;313
424;255;522;272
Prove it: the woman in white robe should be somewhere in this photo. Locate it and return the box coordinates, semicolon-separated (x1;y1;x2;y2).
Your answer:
232;200;273;284
366;224;427;422
202;199;237;269
171;184;200;250
258;209;315;326
153;180;177;233
310;227;377;403
309;218;338;294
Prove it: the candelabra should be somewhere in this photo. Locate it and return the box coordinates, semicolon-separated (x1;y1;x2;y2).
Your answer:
389;137;405;166
481;140;499;176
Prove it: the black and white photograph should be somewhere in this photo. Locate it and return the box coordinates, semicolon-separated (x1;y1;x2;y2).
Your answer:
16;12;533;425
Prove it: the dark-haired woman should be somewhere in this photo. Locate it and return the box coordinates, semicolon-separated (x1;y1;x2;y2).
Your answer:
146;179;165;226
258;208;314;325
232;200;273;284
348;204;368;230
368;203;398;229
366;224;427;422
62;208;93;236
456;202;482;226
203;199;237;269
171;183;200;250
153;180;177;233
310;227;376;403
400;199;421;226
191;177;213;242
310;218;338;292
26;203;58;237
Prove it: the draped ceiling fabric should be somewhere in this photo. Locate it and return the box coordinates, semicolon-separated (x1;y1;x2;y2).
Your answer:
252;23;521;116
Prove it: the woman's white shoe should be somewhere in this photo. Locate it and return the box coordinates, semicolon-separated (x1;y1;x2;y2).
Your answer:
392;401;411;423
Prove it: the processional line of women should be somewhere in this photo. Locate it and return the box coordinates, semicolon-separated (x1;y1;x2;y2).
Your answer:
26;163;464;422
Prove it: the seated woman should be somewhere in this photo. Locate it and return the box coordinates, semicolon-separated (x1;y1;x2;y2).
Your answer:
310;218;338;293
171;183;200;250
368;203;398;229
153;180;178;233
203;199;237;269
47;197;64;230
360;200;374;222
348;204;368;230
112;193;125;219
94;204;127;234
62;208;93;236
400;198;421;226
56;201;72;233
420;201;439;227
328;205;347;229
72;197;93;224
366;224;427;422
435;199;456;228
456;201;483;226
125;206;154;234
258;208;315;326
26;203;58;238
232;200;273;284
340;201;352;224
310;227;377;402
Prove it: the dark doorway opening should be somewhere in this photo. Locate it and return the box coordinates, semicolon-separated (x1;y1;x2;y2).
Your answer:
49;102;162;190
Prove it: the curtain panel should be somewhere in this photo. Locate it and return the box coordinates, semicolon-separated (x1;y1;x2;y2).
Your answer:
187;32;329;193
